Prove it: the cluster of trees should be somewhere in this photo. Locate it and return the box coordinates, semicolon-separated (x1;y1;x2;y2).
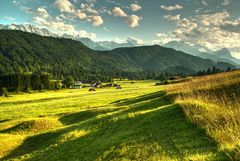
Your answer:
0;72;58;92
196;67;232;76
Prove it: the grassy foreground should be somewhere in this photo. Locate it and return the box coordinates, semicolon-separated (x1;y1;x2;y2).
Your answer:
0;74;239;160
166;70;240;160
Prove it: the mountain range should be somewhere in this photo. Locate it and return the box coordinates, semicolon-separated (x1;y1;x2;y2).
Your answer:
0;24;136;51
62;34;136;51
164;41;240;66
1;24;239;67
0;24;57;37
0;30;235;80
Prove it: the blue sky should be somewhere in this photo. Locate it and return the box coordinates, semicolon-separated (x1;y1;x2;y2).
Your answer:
1;0;240;58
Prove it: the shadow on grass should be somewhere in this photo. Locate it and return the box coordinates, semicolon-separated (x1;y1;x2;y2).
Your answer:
112;91;166;106
0;91;110;107
0;122;28;134
59;108;120;125
0;119;11;123
2;91;229;161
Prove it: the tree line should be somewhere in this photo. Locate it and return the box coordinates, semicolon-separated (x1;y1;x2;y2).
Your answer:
0;70;185;93
196;66;232;76
0;72;54;92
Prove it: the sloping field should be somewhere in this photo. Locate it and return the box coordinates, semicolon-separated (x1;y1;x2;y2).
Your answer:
0;79;234;160
166;70;240;160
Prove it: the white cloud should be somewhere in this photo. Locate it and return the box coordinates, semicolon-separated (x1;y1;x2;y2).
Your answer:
55;0;85;18
112;36;143;45
113;37;126;44
74;10;87;19
164;11;240;53
231;51;240;59
126;15;141;28
152;33;179;45
55;0;103;26
80;3;98;15
33;6;97;40
112;7;141;28
127;36;144;45
164;14;181;21
4;16;16;21
12;0;34;14
112;7;127;17
161;4;183;11
33;16;97;40
87;15;104;26
36;8;49;19
130;4;142;12
197;11;229;26
78;30;97;40
55;0;74;13
202;0;208;6
221;18;240;33
221;0;230;5
33;16;75;34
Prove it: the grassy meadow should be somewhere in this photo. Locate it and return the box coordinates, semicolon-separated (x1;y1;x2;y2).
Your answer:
0;72;240;161
166;70;240;159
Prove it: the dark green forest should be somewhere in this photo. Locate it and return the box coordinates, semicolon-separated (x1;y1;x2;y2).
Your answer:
0;30;236;91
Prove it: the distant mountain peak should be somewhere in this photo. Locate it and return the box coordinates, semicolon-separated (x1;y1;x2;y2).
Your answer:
0;24;137;51
0;23;57;37
213;48;233;58
220;48;231;54
164;40;212;56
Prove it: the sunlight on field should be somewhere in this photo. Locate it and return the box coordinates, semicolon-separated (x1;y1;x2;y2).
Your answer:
0;80;229;160
0;80;156;121
166;70;240;159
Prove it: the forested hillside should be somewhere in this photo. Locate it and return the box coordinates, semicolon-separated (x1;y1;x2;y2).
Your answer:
0;30;235;80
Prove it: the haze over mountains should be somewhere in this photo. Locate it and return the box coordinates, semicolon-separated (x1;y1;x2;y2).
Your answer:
164;41;240;66
1;24;240;67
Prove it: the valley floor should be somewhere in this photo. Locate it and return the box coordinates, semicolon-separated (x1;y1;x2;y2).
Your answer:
0;80;230;160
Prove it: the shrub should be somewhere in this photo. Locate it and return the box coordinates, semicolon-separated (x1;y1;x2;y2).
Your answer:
1;88;9;97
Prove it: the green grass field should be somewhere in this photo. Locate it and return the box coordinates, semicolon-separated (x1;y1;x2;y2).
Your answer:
0;78;237;161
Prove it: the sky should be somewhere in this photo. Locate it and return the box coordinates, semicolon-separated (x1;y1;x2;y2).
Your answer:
0;0;240;58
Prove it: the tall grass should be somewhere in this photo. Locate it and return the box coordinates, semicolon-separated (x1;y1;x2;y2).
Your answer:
166;70;240;159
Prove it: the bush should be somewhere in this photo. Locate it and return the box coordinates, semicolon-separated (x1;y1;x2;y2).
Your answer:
62;77;75;88
1;88;9;97
25;87;32;93
89;88;96;92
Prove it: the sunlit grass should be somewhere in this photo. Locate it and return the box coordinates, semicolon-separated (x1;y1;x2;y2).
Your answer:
0;80;228;160
166;70;240;159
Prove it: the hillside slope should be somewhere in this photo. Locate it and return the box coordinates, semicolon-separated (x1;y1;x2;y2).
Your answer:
166;70;240;159
0;30;139;77
0;30;235;78
109;46;234;72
